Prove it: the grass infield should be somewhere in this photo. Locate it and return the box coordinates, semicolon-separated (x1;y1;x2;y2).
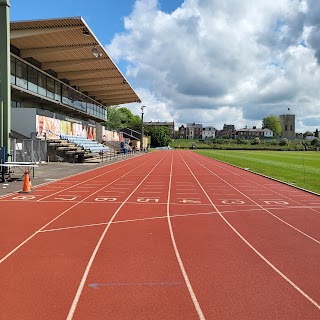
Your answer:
194;150;320;194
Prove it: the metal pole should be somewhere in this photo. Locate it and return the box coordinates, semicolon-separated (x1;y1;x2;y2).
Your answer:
0;0;11;160
140;106;146;151
0;101;3;147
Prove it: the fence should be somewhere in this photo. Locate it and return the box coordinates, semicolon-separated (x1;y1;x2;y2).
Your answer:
11;139;47;163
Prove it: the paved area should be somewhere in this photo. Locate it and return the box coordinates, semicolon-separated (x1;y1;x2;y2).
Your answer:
0;153;139;197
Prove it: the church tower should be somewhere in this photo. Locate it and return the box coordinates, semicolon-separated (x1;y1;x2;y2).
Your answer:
279;114;295;139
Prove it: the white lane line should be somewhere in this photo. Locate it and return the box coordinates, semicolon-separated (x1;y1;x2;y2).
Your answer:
68;191;91;193
146;183;164;185
167;153;205;320
66;153;168;320
77;186;99;189
36;158;142;201
200;155;320;213
0;157;148;264
177;198;201;200
110;187;130;189
41;211;220;233
176;193;199;195
144;187;164;188
139;192;162;194
180;151;320;312
192;154;320;244
104;191;126;193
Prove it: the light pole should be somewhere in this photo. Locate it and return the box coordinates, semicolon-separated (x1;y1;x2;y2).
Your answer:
140;105;146;151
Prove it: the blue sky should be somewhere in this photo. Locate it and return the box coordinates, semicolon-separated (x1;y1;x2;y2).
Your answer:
8;0;320;132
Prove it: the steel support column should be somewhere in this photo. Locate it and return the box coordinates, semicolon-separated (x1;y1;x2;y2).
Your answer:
0;0;11;159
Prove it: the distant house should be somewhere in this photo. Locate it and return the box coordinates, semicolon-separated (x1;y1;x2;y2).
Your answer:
217;124;236;138
178;125;187;139
186;123;202;139
202;126;216;139
143;121;175;138
238;127;273;139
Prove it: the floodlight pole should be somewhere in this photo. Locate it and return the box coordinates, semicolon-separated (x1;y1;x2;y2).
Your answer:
0;0;11;159
140;106;146;151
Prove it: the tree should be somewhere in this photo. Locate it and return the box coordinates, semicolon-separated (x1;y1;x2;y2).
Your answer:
103;105;123;130
103;106;141;131
262;115;282;137
311;138;320;146
148;126;171;147
118;107;141;130
315;128;319;138
303;131;314;138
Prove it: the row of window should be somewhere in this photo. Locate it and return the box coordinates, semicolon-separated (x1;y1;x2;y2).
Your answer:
10;55;107;121
284;125;294;131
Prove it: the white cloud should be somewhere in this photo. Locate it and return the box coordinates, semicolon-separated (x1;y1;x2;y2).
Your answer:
107;0;320;132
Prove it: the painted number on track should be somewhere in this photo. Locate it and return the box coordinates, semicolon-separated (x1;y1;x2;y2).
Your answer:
137;197;159;203
264;200;289;205
95;197;118;202
54;196;78;201
11;195;36;200
222;200;245;204
179;199;201;204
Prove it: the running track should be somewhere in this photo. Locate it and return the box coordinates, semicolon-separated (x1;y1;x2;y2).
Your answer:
0;150;319;319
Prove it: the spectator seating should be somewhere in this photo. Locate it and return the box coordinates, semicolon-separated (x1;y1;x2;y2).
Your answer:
60;135;110;153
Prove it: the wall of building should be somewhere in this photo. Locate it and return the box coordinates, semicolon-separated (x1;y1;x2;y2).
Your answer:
11;108;37;138
280;114;295;139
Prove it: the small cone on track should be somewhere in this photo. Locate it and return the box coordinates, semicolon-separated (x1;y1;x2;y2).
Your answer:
20;170;33;193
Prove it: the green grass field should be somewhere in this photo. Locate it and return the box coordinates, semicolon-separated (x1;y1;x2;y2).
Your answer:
194;150;320;194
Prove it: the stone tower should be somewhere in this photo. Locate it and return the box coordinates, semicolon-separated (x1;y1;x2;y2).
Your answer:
279;114;295;139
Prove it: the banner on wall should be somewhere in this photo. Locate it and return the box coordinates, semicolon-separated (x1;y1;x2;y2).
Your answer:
101;128;123;142
36;115;96;140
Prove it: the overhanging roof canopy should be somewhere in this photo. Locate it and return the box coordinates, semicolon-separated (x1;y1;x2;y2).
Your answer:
10;17;141;107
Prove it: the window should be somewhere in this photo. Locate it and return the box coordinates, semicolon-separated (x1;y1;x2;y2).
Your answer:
47;77;55;100
15;59;28;89
37;73;46;96
28;66;38;93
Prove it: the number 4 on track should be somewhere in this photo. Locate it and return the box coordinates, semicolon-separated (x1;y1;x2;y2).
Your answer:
179;199;201;204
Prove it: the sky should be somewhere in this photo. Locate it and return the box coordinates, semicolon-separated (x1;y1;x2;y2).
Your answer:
9;0;320;132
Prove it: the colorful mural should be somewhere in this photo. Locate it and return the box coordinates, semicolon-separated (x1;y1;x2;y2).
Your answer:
36;115;96;140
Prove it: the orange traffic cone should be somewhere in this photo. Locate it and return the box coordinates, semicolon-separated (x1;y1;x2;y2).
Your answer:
20;170;33;193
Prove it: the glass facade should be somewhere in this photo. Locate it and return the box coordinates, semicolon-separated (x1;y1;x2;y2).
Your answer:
10;54;107;121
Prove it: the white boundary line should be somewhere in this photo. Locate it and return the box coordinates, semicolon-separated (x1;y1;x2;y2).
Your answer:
66;152;168;319
179;151;320;311
36;157;146;202
197;152;320;211
167;152;205;319
40;211;219;233
190;152;320;244
0;155;143;200
0;156;152;265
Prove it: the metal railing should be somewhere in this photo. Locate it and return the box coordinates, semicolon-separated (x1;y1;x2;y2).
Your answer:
11;139;47;163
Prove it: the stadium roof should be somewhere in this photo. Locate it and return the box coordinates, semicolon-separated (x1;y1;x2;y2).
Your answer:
10;17;141;107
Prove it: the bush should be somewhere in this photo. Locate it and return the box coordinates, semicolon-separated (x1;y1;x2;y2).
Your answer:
279;138;289;146
251;137;260;145
311;138;320;146
236;138;250;145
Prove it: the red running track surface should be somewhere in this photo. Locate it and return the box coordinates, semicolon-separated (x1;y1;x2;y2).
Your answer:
0;150;319;319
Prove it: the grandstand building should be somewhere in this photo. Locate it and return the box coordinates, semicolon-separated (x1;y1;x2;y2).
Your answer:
3;16;140;162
